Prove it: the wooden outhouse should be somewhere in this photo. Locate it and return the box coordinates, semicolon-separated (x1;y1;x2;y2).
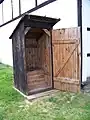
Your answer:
9;14;60;95
10;14;81;95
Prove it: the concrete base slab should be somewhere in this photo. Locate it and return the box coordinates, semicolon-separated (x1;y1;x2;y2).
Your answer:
13;87;59;100
27;89;59;100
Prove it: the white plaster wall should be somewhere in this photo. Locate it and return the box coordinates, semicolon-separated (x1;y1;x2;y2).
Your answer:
0;18;20;65
21;0;35;14
0;0;78;66
82;0;90;81
3;0;12;23
32;0;78;29
82;27;88;82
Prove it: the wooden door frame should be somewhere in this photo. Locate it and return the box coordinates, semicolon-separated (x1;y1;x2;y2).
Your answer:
27;29;54;95
41;29;54;90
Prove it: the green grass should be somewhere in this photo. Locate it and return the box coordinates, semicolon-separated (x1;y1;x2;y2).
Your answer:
0;63;90;120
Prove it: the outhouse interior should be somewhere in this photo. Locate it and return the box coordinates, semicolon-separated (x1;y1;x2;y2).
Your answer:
10;15;60;95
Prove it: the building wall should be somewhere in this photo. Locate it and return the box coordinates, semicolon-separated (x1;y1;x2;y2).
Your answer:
0;0;78;66
0;18;20;65
82;0;90;81
32;0;78;29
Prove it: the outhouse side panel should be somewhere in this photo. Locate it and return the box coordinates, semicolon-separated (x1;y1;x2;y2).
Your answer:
12;22;27;94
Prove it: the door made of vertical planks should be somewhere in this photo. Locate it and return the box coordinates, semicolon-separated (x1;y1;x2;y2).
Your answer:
52;27;81;92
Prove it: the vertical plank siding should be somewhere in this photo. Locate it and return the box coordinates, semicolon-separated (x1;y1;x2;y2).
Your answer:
26;31;52;94
12;25;81;94
52;27;81;92
10;15;60;95
12;22;28;94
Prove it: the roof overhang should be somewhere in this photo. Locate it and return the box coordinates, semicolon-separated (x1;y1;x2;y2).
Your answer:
9;14;60;39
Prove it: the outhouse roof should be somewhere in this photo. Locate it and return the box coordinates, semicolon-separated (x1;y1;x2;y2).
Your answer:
9;14;60;39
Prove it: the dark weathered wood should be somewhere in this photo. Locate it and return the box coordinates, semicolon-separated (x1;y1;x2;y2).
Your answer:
10;15;60;95
9;15;60;39
25;20;54;29
19;23;27;94
12;32;18;89
12;22;28;95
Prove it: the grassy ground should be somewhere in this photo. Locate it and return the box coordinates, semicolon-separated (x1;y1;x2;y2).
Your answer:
0;63;90;120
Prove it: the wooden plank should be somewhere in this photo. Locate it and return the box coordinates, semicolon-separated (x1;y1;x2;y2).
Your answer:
43;29;50;37
12;22;28;94
52;40;79;44
54;77;80;85
52;27;81;93
54;81;80;92
12;32;19;89
25;38;39;71
25;30;52;92
18;22;27;94
52;27;80;41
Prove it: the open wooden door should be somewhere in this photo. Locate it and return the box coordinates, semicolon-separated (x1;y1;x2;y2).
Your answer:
52;27;81;92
